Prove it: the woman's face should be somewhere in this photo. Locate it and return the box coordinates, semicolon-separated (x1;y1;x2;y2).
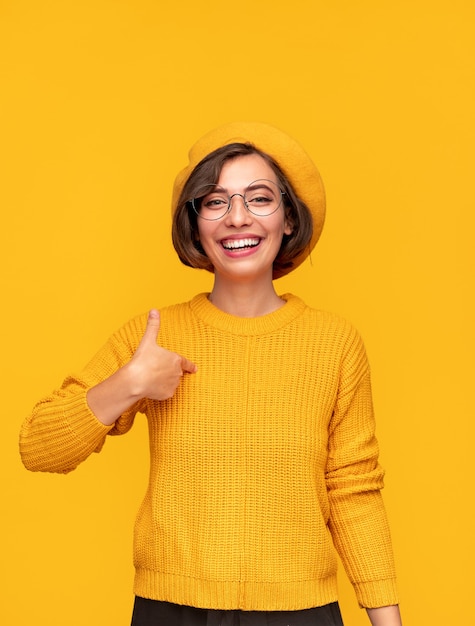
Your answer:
196;153;292;284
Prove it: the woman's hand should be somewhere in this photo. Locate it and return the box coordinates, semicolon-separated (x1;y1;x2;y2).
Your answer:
126;309;197;401
87;309;197;425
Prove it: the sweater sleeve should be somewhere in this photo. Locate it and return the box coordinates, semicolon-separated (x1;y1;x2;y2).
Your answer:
19;315;147;475
325;325;399;609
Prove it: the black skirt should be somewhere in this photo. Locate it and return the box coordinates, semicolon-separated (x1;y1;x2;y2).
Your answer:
131;597;344;626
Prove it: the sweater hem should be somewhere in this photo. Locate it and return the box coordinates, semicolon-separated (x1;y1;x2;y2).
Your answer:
134;569;338;611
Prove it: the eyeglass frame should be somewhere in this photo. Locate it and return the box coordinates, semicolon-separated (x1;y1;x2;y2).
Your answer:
189;179;286;221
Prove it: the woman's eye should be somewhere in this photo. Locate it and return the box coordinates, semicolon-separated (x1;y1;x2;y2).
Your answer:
248;195;271;204
205;197;227;208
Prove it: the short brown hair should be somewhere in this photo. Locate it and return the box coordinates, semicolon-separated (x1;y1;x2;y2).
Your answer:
172;143;313;279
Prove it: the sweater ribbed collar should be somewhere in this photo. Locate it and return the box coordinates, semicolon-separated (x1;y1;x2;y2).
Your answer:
189;292;306;336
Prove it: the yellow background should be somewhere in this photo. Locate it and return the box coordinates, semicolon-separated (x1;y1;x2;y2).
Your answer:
1;1;474;623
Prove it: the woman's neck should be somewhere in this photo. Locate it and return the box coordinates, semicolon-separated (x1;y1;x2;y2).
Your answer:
208;277;285;318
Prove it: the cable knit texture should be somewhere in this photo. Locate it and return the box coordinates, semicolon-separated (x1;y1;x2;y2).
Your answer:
20;293;398;610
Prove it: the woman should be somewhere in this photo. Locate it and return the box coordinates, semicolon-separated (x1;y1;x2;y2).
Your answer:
20;122;403;625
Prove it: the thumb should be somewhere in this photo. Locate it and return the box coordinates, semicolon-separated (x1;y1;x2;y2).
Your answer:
142;309;161;344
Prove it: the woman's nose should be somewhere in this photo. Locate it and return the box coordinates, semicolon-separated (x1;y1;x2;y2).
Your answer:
224;194;253;226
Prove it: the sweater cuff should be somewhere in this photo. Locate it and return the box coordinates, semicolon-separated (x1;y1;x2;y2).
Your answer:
21;391;113;474
64;390;113;446
353;578;399;609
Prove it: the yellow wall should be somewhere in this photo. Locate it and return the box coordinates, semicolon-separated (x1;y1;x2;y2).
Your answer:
1;1;474;623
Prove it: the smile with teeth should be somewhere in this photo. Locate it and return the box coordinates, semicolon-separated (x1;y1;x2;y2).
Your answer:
221;237;261;250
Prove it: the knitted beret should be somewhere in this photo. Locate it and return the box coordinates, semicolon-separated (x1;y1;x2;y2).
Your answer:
172;121;325;276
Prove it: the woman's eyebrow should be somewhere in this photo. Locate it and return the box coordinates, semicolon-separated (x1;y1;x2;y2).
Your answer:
245;181;275;192
211;181;276;194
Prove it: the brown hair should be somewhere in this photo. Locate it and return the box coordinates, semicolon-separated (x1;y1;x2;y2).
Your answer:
172;143;313;279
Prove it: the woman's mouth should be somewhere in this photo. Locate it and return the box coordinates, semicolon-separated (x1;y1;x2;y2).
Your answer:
221;237;261;251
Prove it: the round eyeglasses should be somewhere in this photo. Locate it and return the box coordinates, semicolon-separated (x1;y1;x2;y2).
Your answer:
190;179;285;221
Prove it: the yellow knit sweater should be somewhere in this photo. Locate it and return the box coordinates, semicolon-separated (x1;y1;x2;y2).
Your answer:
20;293;398;611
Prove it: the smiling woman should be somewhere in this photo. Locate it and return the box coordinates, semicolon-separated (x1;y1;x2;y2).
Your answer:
192;154;293;310
19;122;402;626
172;138;318;281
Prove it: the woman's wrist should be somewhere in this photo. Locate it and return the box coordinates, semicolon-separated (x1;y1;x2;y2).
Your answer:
366;605;403;626
86;363;144;426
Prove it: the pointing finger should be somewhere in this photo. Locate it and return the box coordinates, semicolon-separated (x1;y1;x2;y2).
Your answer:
181;356;198;374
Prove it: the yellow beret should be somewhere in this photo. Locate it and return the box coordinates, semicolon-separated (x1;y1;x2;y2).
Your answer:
172;121;326;276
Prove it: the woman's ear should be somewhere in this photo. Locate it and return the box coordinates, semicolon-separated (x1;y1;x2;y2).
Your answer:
284;213;294;236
